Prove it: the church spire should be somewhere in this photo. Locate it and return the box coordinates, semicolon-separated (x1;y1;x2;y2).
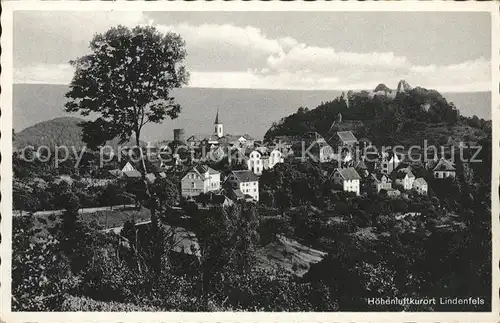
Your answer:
214;109;220;124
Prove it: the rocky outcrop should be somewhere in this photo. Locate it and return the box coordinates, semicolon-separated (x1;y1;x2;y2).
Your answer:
396;80;412;94
374;83;392;93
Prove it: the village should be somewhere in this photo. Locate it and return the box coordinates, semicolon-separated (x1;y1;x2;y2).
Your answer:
107;109;456;206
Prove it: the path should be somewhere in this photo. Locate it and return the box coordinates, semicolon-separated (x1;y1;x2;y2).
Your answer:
13;204;137;217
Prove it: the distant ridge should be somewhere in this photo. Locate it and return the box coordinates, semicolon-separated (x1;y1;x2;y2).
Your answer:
14;117;144;151
13;84;491;142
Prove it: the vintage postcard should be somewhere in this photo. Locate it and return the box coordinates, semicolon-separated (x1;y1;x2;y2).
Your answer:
1;1;498;322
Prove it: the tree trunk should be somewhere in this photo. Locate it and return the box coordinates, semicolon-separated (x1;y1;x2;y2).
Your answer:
136;130;161;276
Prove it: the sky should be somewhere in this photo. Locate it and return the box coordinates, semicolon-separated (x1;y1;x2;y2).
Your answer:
13;11;492;92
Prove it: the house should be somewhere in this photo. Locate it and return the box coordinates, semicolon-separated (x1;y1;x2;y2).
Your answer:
413;177;428;195
247;150;264;175
294;133;335;163
332;167;361;195
370;173;392;193
225;170;259;201
394;167;415;190
186;135;201;148
433;158;456;179
121;161;138;173
272;136;294;150
268;149;284;169
336;131;358;147
181;165;221;198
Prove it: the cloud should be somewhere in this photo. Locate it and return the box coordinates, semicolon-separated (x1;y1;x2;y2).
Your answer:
14;63;74;84
13;13;491;92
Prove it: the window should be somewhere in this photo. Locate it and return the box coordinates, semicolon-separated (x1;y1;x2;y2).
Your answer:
191;182;195;188
254;189;256;192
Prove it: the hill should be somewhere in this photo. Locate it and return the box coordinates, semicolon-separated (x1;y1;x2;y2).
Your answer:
14;117;144;151
264;80;491;147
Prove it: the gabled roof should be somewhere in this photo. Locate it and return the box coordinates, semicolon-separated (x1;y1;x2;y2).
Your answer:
335;167;361;180
184;164;220;180
204;134;220;142
195;164;209;174
232;188;245;199
208;167;219;175
301;131;326;143
371;173;391;183
108;169;123;177
354;159;367;169
337;131;358;143
397;167;415;178
433;158;456;171
230;170;259;182
186;135;200;142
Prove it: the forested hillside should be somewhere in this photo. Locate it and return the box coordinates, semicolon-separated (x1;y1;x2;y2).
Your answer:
264;82;491;147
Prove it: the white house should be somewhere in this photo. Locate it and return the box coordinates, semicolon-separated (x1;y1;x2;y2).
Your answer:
370;173;392;193
332;167;361;196
225;170;259;201
319;145;335;163
395;167;415;190
433;158;456;179
268;149;284;169
181;164;221;198
413;177;428;195
247;150;264;175
121;161;137;173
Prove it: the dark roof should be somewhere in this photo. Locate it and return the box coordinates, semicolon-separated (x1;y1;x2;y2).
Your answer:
336;167;361;180
214;109;220;124
108;169;123;177
371;173;391;183
337;131;358;143
195;164;209;174
231;170;259;182
208;167;219;175
232;188;245;199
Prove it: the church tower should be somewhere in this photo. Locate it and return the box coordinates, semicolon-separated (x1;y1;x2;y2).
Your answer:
214;109;224;138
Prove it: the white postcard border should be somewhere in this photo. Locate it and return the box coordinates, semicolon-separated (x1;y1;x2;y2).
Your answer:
1;1;499;322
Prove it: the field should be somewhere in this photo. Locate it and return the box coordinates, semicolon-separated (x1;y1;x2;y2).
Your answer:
31;207;152;239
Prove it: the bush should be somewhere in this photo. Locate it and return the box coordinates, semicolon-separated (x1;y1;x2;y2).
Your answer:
61;295;162;311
